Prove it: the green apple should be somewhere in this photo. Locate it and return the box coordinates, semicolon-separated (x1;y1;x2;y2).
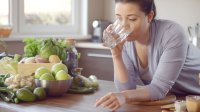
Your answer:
51;63;68;75
39;73;55;80
35;67;51;79
55;70;71;80
33;87;46;100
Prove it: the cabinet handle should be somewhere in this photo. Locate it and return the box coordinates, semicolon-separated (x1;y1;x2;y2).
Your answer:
87;53;112;58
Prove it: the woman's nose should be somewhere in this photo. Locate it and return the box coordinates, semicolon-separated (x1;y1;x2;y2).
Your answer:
120;20;128;27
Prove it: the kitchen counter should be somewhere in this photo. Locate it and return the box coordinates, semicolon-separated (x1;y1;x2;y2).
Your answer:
0;80;162;112
2;41;109;55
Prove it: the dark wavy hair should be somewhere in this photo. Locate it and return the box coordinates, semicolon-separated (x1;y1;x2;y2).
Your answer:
115;0;156;20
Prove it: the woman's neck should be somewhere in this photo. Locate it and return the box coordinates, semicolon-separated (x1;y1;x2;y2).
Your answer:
135;26;150;46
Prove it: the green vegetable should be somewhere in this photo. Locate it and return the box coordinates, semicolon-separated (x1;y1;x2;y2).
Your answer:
33;87;46;100
39;39;59;59
13;97;19;104
23;86;34;92
70;75;99;94
23;38;68;62
24;44;37;57
59;47;67;61
0;93;11;102
80;75;93;88
68;87;94;94
23;38;42;57
16;88;36;102
77;53;81;60
57;39;70;49
14;54;22;62
0;87;15;99
0;87;19;103
0;74;11;87
73;75;93;88
89;75;99;90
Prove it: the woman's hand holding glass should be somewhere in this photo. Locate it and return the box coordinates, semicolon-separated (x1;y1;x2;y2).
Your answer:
102;19;134;57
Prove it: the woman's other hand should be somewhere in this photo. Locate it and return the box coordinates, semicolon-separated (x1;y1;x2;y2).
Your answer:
95;92;126;111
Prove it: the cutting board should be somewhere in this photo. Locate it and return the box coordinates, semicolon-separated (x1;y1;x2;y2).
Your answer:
131;95;176;106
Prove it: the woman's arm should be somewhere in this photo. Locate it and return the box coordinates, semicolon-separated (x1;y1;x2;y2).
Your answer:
122;87;151;102
113;55;129;84
113;44;142;91
95;41;152;109
145;23;188;100
113;50;151;102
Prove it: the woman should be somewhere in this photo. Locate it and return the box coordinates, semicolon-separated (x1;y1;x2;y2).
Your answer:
95;0;200;111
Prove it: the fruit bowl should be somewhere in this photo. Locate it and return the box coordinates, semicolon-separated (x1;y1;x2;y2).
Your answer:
35;78;73;97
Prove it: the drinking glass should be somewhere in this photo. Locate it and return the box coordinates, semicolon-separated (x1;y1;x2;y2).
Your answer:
103;19;134;49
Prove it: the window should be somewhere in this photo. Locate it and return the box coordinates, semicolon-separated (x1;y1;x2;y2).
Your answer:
19;0;80;35
0;0;10;26
24;0;72;26
0;0;89;38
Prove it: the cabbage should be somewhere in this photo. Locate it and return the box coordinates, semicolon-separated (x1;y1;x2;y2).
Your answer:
23;38;42;57
23;38;67;61
39;39;58;59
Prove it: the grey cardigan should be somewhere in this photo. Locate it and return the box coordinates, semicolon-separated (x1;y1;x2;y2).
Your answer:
114;19;200;100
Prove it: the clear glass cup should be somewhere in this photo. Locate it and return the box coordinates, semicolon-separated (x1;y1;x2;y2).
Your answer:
103;19;134;49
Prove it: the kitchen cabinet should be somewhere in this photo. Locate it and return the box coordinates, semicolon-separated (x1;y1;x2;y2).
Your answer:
3;41;24;55
77;46;114;81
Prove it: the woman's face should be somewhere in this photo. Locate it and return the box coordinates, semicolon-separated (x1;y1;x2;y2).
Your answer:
115;2;151;41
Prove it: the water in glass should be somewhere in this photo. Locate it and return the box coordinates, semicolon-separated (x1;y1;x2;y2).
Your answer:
103;19;134;49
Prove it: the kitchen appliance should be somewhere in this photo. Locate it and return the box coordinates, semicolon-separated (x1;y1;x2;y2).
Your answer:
92;20;111;43
188;23;200;47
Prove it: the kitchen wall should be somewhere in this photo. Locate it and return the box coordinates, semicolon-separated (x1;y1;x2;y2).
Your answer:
87;0;114;35
104;0;115;22
102;0;200;33
87;0;105;34
155;0;200;31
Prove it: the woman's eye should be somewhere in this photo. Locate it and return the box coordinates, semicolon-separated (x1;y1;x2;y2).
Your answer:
129;19;136;21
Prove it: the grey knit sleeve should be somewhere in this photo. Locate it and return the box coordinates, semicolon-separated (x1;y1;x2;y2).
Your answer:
145;23;188;100
114;45;141;91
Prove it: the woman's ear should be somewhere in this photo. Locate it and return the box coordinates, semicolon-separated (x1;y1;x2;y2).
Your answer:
147;11;155;23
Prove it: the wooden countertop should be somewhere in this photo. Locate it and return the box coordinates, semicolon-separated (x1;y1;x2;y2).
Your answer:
0;80;162;112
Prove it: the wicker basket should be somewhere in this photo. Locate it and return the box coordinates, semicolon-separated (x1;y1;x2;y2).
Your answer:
18;63;56;76
0;27;12;38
